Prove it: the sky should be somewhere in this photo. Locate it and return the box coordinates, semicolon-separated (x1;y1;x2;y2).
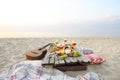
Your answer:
0;0;120;37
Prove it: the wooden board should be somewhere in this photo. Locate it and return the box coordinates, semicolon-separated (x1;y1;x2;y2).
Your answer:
42;44;90;71
42;44;53;65
56;65;87;71
42;58;50;66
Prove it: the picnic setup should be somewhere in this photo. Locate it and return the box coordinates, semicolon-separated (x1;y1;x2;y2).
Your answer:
26;39;105;70
0;39;105;80
41;42;90;71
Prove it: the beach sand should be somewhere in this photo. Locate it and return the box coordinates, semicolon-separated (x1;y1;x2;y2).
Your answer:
0;37;120;80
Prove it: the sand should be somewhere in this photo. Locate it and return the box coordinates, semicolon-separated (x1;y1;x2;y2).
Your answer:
0;37;120;80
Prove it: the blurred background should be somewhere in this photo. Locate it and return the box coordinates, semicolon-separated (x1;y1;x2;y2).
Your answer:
0;0;120;37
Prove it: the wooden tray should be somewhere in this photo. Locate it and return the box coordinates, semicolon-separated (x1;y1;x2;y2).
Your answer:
42;44;90;71
56;65;87;71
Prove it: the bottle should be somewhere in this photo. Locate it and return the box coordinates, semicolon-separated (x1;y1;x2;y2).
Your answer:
59;45;65;55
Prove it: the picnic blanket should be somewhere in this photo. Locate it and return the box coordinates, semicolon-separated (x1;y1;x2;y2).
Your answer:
79;47;105;64
0;61;102;80
85;54;105;64
79;48;94;54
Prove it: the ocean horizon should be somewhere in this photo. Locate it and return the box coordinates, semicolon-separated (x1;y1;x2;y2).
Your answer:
0;32;120;38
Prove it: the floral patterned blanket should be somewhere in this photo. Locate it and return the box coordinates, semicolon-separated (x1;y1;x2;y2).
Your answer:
0;61;102;80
